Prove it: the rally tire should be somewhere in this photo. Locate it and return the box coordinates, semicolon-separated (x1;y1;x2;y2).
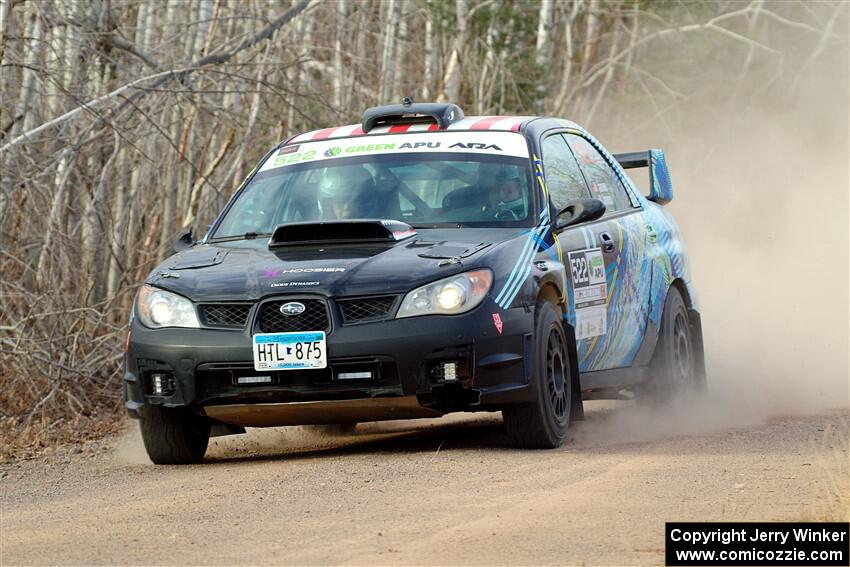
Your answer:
139;405;211;465
503;301;571;449
641;286;698;403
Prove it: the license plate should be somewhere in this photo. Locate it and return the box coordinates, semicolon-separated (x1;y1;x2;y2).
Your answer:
252;331;327;371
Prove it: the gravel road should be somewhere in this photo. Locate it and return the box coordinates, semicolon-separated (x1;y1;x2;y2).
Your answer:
1;402;847;566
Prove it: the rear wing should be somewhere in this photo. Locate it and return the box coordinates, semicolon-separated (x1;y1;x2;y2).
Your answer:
613;149;673;205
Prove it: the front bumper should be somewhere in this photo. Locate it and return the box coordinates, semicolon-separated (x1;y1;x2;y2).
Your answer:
124;299;536;424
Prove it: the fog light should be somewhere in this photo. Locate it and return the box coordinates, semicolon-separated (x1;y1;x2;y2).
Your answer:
237;375;272;385
442;362;458;382
151;373;175;396
338;371;372;380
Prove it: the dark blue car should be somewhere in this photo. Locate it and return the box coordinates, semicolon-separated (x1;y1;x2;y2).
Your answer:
125;102;705;464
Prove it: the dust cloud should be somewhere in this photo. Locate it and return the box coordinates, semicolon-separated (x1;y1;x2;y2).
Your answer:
581;10;849;441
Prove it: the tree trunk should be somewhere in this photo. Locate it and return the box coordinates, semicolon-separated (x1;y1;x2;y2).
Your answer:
423;3;438;100
333;0;347;109
534;0;554;113
379;0;400;104
11;2;43;137
439;0;468;104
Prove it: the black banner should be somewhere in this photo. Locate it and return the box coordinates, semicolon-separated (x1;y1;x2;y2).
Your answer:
666;522;849;566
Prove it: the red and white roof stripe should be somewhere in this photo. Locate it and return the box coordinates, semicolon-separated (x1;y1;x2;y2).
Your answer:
288;116;532;144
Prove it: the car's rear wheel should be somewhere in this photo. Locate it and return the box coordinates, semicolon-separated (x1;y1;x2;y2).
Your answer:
503;301;571;448
139;405;211;465
640;286;701;403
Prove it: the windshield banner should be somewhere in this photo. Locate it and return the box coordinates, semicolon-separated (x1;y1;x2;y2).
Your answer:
261;131;530;172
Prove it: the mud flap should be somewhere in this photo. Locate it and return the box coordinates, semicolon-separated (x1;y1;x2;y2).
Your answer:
688;309;707;389
562;321;585;421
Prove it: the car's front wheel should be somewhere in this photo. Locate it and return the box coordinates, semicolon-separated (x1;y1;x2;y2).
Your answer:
503;301;572;448
139;405;211;465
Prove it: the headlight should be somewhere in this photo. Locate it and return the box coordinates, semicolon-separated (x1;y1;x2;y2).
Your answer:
397;269;493;318
136;285;200;329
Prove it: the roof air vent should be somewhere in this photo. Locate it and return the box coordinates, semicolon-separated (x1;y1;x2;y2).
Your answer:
361;99;464;133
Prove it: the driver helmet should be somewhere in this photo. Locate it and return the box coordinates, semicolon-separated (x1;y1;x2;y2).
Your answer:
318;166;373;218
496;175;524;215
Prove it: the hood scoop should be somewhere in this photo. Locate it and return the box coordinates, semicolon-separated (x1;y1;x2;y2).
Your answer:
269;219;417;248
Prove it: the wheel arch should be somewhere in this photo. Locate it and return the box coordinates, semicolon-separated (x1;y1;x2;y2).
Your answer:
669;278;707;389
536;281;564;312
535;281;584;421
634;277;696;368
670;277;693;309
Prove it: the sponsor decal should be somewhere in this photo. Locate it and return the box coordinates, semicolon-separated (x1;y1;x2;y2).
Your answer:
492;313;503;334
270;281;320;288
260;132;530;173
449;142;502;151
398;141;441;149
343;143;397;154
568;247;607;339
575;305;607;340
263;267;346;285
277;145;299;155
280;267;345;274
272;149;316;166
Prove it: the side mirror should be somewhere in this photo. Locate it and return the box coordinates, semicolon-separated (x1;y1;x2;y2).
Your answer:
554;199;606;231
172;229;195;254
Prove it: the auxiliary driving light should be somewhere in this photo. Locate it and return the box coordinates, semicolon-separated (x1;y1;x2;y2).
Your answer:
338;371;373;380
236;375;272;385
151;373;175;396
442;362;458;382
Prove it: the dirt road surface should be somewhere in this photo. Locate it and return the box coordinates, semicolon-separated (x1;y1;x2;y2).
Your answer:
1;403;847;566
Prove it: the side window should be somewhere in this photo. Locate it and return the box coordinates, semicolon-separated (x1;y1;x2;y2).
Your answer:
541;134;590;210
565;134;633;211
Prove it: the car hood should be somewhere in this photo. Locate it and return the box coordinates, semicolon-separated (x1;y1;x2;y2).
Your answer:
146;228;523;302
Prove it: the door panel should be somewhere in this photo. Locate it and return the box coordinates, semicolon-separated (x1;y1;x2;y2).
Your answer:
540;132;633;372
564;133;652;370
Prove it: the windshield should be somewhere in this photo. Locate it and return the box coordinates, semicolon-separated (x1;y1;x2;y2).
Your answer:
212;132;534;239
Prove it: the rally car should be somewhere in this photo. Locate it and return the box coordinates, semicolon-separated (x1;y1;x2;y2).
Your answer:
124;101;705;464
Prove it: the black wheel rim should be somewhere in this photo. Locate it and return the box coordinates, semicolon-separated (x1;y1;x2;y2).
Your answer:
671;309;693;385
546;328;569;423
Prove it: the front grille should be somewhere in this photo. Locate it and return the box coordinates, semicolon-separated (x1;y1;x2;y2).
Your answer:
258;299;330;333
199;304;251;328
338;296;398;324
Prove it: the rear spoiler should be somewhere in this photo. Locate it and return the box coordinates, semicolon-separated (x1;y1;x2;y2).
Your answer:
613;149;673;205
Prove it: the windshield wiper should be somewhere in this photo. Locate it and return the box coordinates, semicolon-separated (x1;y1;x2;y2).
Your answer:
208;231;271;243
